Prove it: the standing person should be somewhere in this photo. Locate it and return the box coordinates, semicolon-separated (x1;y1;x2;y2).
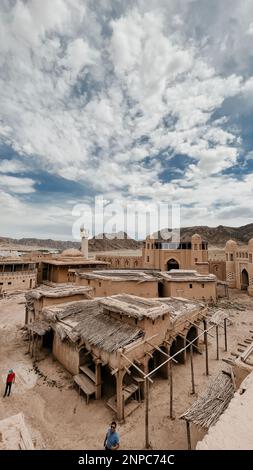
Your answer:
3;369;15;397
104;421;120;450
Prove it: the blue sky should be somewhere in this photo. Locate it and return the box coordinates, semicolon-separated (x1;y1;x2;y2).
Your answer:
0;0;253;240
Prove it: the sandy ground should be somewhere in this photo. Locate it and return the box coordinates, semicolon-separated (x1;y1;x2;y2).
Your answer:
0;289;253;450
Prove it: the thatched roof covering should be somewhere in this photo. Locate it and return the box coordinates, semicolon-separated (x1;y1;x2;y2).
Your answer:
42;299;144;352
25;285;93;301
209;309;229;325
153;297;205;324
99;294;172;320
180;371;234;428
76;270;155;282
26;321;51;335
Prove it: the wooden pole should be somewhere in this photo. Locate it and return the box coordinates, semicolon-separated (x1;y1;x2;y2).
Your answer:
203;319;209;376
186;420;191;450
190;345;195;395
224;318;228;352
145;378;149;449
216;325;219;360
169;360;174;419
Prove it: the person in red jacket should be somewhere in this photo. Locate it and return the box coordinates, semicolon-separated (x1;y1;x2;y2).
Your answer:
3;369;15;397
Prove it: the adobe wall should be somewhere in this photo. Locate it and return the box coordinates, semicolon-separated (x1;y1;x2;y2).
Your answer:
33;294;89;319
0;272;37;293
53;334;80;375
95;255;143;269
162;280;216;301
209;260;226;281
76;277;158;298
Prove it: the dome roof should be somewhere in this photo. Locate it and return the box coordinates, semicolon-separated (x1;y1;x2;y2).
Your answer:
61;248;82;257
225;239;237;250
248;238;253;247
191;233;201;240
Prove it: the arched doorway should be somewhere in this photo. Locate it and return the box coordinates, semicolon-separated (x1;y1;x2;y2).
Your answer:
186;326;198;353
241;269;249;290
167;259;179;271
170;336;185;364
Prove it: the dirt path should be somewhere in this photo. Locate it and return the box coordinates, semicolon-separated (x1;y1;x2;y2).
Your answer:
1;290;252;449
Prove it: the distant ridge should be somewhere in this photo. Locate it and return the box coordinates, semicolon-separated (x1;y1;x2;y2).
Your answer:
0;224;253;251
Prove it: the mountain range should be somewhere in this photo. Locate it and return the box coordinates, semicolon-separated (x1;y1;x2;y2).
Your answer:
1;224;253;251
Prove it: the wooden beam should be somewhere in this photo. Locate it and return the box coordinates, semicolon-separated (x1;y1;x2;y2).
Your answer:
121;352;153;384
216;325;219;361
230;366;236;391
188;320;214;338
169;360;174;420
224;318;228;352
146;341;178;364
190;345;195;395
122;334;158;354
203;319;209;376
186;421;191;451
145;378;150;449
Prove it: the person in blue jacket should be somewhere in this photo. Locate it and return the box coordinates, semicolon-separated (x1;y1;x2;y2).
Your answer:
104;421;120;450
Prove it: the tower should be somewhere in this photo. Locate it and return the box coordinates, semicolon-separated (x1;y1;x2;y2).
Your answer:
80;228;89;259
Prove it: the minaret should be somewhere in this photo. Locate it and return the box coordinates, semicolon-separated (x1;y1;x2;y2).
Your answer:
80;228;89;259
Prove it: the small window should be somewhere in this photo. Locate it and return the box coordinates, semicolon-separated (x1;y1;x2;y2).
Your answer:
88;280;90;285
0;282;3;285
23;280;25;282
147;256;149;262
189;283;192;288
99;282;101;287
8;282;12;285
202;284;205;288
250;254;252;263
230;254;234;261
195;258;198;262
147;243;150;250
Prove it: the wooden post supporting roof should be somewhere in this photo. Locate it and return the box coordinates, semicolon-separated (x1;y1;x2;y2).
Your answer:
145;378;150;449
190;345;195;395
203;319;209;376
186;421;191;450
169;360;174;420
216;325;219;361
224;318;228;352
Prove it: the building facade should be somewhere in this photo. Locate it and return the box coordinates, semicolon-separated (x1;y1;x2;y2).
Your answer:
225;239;253;296
0;259;37;294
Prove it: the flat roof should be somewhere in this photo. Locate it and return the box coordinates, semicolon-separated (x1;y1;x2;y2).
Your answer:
76;270;156;282
157;270;216;283
25;284;93;300
0;260;36;265
42;259;109;266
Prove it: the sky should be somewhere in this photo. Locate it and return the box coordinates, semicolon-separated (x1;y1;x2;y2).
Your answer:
1;0;253;240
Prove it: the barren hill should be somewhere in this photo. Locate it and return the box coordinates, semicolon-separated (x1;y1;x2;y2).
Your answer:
156;224;253;247
1;224;253;252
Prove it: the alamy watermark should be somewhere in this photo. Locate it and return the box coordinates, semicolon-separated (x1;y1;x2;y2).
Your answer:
72;196;180;242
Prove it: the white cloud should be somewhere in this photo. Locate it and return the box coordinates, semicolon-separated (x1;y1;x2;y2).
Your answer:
0;175;36;194
0;0;253;236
